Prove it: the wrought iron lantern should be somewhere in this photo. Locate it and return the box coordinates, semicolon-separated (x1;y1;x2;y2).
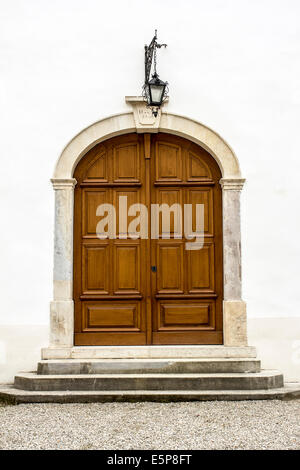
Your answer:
143;30;168;117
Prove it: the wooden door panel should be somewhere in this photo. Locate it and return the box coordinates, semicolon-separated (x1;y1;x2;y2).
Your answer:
157;243;184;293
82;189;109;238
187;151;212;181
151;133;223;345
82;243;110;294
157;300;215;330
187;243;215;293
156;188;183;237
113;243;141;294
74;132;223;346
113;143;140;182
85;150;108;181
155;141;182;181
113;188;141;237
74;133;147;345
186;188;214;236
82;302;142;331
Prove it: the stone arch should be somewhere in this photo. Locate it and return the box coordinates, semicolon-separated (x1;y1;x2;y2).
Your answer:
47;101;247;354
53;110;241;180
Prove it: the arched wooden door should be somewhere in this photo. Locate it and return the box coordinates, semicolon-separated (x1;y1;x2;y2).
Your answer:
73;133;223;345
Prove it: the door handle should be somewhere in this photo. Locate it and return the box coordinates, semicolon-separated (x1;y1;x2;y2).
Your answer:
151;266;157;272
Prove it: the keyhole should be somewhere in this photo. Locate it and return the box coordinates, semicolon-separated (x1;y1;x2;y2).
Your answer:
151;266;157;273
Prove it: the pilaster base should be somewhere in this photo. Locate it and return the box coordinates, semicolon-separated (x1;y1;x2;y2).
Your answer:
223;301;248;346
50;300;74;348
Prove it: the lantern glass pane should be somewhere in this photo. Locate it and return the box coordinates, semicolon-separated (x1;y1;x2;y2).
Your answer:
150;85;164;104
144;84;151;104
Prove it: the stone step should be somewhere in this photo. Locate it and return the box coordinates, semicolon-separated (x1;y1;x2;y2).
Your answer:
37;358;261;375
1;383;299;404
14;370;283;392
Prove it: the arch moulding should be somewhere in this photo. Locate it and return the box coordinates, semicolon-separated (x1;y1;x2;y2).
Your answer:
43;97;252;360
53;98;242;180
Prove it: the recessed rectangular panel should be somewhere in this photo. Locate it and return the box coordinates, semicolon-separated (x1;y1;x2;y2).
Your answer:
82;245;109;293
161;304;209;327
155;142;182;181
156;189;183;237
114;245;140;293
84;303;139;330
82;189;109;237
186;189;213;236
157;301;216;331
114;144;140;181
157;244;184;293
188;243;214;292
113;189;141;238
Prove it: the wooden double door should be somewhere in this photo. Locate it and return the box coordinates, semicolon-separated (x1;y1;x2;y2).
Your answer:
74;133;223;345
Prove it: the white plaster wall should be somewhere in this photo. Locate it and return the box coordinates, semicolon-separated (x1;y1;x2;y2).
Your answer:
0;326;49;384
247;318;300;382
0;1;299;376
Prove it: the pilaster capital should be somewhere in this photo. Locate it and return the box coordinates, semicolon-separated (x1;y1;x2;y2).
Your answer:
51;178;77;190
219;178;246;190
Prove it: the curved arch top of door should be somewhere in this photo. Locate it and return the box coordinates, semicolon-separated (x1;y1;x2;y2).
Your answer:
73;132;223;345
53;112;241;180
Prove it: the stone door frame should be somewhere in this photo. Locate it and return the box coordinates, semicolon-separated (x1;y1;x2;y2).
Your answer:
46;97;247;357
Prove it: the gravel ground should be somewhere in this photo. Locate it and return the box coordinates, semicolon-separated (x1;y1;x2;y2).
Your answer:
0;400;299;450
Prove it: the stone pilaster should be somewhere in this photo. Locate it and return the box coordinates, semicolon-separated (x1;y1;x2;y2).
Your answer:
220;178;248;346
50;178;77;347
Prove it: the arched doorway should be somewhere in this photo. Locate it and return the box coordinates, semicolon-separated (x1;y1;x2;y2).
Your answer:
73;132;223;345
44;105;248;359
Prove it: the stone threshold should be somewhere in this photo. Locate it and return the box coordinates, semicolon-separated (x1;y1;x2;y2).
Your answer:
42;345;257;360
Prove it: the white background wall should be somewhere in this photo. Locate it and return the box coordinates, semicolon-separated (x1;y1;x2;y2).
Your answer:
0;0;299;381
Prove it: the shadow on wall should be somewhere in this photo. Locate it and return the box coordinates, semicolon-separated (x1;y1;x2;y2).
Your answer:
248;317;300;382
0;325;49;384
